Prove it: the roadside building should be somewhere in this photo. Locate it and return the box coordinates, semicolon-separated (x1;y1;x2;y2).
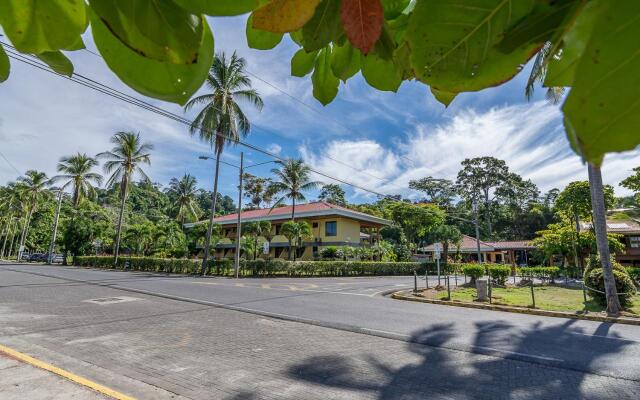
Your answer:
184;201;391;260
580;219;640;266
419;235;535;266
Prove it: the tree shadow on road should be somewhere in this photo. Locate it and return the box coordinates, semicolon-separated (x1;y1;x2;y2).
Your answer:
282;320;635;400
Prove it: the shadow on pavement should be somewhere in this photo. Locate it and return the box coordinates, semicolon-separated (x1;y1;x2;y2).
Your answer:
279;321;633;400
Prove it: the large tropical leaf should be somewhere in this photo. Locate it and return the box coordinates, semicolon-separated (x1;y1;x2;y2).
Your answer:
301;0;343;52
0;0;87;53
89;0;204;64
91;11;214;105
172;0;262;16
252;0;322;33
341;0;385;54
291;49;319;77
544;0;604;88
36;51;73;76
246;14;284;50
0;45;9;82
407;0;538;95
563;1;640;165
311;47;339;105
330;42;360;82
361;53;401;92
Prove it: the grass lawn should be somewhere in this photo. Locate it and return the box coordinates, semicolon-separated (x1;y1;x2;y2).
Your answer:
427;285;640;316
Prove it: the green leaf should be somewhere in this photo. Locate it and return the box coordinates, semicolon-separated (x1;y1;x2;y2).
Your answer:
0;45;9;82
289;30;305;46
361;53;401;92
37;51;73;76
407;0;538;93
91;11;214;105
253;0;322;33
291;49;319;77
246;14;283;50
172;0;262;16
544;0;604;88
381;0;410;19
89;0;204;65
497;0;582;53
373;24;396;61
563;1;640;164
430;87;457;107
312;47;339;105
330;43;360;82
392;41;413;80
0;0;87;53
301;0;343;52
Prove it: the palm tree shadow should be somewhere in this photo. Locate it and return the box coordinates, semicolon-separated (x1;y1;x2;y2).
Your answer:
280;320;633;400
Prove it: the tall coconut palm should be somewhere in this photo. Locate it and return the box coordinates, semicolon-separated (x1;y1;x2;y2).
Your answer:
270;159;321;221
165;174;200;227
15;170;50;258
52;153;103;207
97;132;153;263
184;51;263;273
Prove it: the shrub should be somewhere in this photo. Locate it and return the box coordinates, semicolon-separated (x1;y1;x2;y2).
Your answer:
486;264;511;285
461;264;485;284
520;266;561;282
626;267;640;284
320;246;340;260
584;268;637;309
583;257;627;280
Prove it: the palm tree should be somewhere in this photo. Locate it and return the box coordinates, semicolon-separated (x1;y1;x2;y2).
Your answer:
184;51;263;273
165;174;200;227
52;153;103;207
270;159;321;221
281;220;312;261
16;170;50;259
97;132;153;263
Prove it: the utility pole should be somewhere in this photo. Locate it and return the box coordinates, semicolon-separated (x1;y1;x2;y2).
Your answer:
47;189;64;264
473;197;482;263
234;152;244;279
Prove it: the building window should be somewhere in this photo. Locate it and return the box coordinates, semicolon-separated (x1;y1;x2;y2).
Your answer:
275;224;281;235
312;222;319;228
630;236;640;248
325;221;337;237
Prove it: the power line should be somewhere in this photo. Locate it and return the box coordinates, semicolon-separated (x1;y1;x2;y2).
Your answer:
0;150;21;175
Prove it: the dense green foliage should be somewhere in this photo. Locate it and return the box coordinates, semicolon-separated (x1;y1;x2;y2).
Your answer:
461;264;485;283
486;264;511;285
584;268;637;309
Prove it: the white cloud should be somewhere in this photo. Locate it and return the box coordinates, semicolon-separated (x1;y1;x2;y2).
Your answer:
267;143;282;155
301;102;640;200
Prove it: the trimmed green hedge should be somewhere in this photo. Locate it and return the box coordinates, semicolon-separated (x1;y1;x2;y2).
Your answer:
461;264;485;283
585;268;637;308
487;265;511;285
74;256;424;277
520;266;561;281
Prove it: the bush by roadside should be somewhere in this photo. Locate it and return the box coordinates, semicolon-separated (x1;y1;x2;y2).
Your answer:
74;256;425;277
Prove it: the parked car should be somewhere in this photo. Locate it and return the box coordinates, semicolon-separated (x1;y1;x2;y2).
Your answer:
51;254;65;263
28;253;47;262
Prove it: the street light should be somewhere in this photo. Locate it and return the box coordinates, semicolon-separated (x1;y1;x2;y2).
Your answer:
47;187;64;264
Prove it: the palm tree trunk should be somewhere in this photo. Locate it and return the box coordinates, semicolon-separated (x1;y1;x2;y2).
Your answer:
291;198;296;221
0;218;11;258
113;182;128;265
18;206;34;260
8;224;17;259
200;152;221;275
587;163;621;315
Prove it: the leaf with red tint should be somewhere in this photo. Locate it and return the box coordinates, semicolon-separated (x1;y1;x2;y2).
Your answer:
340;0;384;54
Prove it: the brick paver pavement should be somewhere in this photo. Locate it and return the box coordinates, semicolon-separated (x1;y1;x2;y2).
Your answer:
1;267;639;399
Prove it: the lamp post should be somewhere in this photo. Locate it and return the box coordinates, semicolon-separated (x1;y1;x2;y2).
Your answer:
472;197;482;263
47;188;64;264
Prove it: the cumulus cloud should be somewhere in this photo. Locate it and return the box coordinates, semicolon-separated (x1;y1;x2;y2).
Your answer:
267;143;282;155
301;101;640;200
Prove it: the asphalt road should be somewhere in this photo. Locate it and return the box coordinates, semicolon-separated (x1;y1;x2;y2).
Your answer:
1;262;640;399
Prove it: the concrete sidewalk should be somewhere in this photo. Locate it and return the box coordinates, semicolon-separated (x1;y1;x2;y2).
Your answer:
0;350;107;399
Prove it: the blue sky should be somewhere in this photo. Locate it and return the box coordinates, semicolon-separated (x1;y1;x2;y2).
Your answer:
1;15;638;203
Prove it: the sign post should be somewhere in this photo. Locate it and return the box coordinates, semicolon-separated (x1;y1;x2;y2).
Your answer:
434;243;442;286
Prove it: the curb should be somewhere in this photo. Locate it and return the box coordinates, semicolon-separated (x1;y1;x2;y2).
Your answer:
391;291;640;326
0;344;135;400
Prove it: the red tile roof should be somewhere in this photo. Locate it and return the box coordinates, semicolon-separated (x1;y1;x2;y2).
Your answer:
186;201;390;227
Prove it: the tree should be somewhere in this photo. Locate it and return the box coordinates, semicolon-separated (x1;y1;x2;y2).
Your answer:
409;177;457;209
621;167;640;204
384;202;444;245
556;181;615;271
97;131;153;264
16;170;51;257
51;153;103;207
280;221;311;261
243;174;274;209
427;224;463;264
241;220;271;260
165;174;200;226
318;184;347;206
184;51;263;273
456;157;509;237
154;219;188;258
62;201;113;264
270;159;321;220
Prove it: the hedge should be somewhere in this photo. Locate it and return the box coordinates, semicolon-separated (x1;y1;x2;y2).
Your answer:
461;264;485;283
585;268;637;308
520;266;561;281
74;256;424;277
627;267;640;284
486;265;511;285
